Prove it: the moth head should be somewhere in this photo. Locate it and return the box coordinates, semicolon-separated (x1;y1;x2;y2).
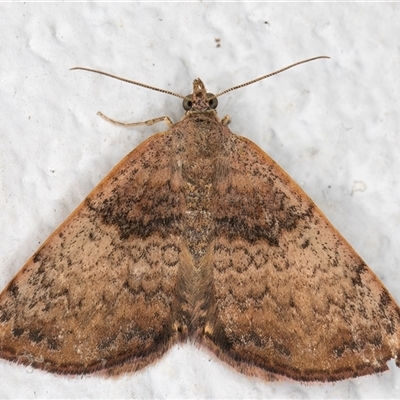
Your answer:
182;78;218;112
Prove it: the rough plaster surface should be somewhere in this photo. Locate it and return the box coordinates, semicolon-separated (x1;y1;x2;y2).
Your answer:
0;3;399;399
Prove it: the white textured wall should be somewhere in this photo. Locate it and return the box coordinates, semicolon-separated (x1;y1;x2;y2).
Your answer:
0;3;399;399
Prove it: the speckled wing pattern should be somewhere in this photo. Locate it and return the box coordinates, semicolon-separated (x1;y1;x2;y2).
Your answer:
0;78;399;381
0;129;189;374
202;132;400;381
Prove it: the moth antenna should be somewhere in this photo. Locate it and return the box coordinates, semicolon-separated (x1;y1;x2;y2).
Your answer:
215;55;330;98
70;67;186;100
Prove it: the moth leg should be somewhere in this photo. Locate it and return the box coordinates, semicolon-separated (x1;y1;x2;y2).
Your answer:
97;111;174;128
221;115;231;126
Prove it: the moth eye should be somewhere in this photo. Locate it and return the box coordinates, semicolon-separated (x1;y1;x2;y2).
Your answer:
183;96;193;111
207;93;218;109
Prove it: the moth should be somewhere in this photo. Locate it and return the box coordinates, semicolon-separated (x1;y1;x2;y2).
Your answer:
1;56;399;382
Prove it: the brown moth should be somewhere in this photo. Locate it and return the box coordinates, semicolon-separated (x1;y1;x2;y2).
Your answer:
0;57;399;382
